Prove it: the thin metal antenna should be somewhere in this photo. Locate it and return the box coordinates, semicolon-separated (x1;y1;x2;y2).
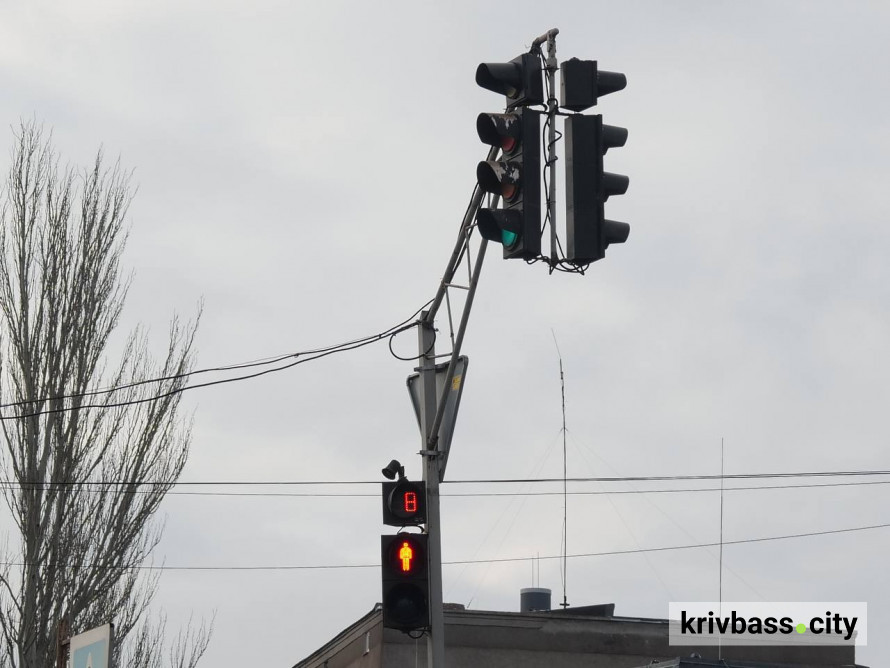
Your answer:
552;330;569;609
719;437;725;660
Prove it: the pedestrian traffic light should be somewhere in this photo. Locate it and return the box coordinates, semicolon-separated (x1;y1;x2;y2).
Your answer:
564;113;629;265
381;533;430;632
475;108;542;260
476;52;544;108
382;479;426;527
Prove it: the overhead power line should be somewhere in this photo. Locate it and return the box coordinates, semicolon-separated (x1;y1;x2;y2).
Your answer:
172;479;890;497
444;521;890;567
3;478;890;498
3;521;886;572
3;467;887;489
447;469;890;484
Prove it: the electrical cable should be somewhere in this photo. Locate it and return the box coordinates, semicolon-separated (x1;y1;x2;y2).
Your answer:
533;46;585;276
163;478;890;497
5;520;887;572
387;326;437;362
4;473;889;495
0;299;434;421
446;469;890;484
0;350;299;411
2;336;398;420
565;430;766;601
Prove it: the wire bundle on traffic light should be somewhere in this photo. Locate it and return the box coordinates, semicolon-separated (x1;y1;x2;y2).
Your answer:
473;44;630;272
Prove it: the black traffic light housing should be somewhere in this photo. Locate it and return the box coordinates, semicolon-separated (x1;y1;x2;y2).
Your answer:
476;52;544;109
381;533;430;632
475;108;542;260
559;58;627;112
564;114;630;264
382;479;426;527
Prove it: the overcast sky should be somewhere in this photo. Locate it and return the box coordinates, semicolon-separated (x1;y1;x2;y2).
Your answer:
1;1;889;666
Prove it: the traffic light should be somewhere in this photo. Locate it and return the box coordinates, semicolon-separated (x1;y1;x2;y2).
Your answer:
561;60;629;265
381;533;429;632
564;114;629;264
476;52;544;108
475;108;542;260
382;479;426;527
559;58;626;112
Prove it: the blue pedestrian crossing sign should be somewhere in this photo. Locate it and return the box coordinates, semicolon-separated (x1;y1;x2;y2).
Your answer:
70;623;113;668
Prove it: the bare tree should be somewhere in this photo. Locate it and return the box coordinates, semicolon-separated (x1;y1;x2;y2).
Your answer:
0;121;210;667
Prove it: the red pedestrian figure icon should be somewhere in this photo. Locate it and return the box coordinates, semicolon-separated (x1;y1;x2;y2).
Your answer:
399;541;414;572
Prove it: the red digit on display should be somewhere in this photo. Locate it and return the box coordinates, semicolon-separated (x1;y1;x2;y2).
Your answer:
404;491;417;513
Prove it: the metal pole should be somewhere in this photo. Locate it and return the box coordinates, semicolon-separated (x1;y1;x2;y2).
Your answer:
426;146;497;323
544;30;559;265
531;27;559;49
415;149;492;668
426;237;488;456
414;32;561;660
418;313;445;668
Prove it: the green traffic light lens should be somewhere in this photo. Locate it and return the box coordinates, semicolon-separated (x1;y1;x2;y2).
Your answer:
502;230;519;248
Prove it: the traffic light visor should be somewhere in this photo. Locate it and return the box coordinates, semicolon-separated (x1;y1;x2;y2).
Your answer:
477;161;520;201
604;220;630;247
475;53;544;107
477;113;521;152
476;209;521;249
603;172;630;199
476;62;522;97
601;125;628;153
597;70;627;97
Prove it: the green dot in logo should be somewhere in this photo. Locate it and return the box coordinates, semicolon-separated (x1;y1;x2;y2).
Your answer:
796;623;807;634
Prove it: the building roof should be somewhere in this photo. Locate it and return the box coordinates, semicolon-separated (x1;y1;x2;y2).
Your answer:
295;604;864;668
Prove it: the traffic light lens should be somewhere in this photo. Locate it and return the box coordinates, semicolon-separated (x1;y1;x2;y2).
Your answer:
384;583;427;628
386;535;425;575
501;137;516;152
502;230;519;248
502;183;517;199
399;541;415;572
